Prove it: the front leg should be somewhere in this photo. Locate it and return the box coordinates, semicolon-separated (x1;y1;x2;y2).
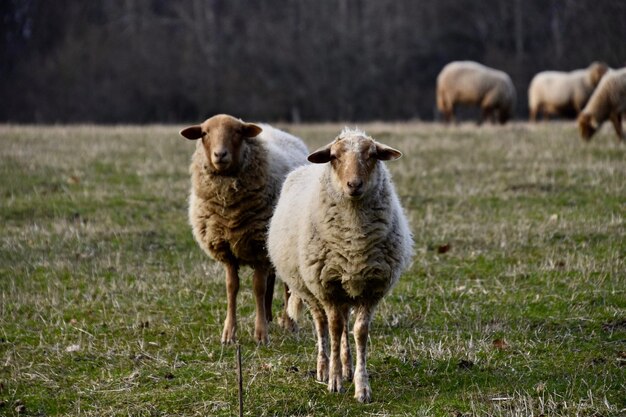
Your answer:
327;305;346;393
341;306;353;381
609;112;624;142
252;266;269;344
479;106;492;126
353;305;374;403
222;262;239;344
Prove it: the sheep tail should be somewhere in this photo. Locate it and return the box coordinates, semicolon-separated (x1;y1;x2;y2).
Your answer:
287;293;304;322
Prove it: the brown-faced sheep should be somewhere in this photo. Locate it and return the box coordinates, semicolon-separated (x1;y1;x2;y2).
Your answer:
578;68;626;142
267;128;413;402
180;114;308;344
436;61;516;125
528;61;609;121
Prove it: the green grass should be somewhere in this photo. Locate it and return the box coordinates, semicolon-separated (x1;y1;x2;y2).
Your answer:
1;122;624;416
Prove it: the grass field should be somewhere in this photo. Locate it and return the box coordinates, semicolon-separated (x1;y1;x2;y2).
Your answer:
1;122;624;416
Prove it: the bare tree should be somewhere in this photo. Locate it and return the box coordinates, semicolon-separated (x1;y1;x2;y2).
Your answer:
1;0;625;122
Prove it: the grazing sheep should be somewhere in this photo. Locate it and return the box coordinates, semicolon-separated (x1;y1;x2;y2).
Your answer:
180;114;308;344
578;68;626;142
267;128;413;402
436;61;516;124
528;61;609;121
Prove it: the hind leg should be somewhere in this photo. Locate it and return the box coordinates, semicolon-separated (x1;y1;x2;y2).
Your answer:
309;303;329;382
264;271;275;323
278;283;298;331
340;307;353;381
252;266;269;344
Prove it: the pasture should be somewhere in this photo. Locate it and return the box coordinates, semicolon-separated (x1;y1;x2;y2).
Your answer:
1;122;624;416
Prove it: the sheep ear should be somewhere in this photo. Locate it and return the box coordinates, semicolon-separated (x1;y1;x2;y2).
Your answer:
180;125;203;140
242;123;262;138
374;143;402;161
307;145;333;163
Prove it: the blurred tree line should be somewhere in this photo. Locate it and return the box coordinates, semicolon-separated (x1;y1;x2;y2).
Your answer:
1;0;625;123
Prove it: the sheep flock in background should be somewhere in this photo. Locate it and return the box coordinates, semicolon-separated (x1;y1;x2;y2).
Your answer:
436;60;516;125
577;67;626;142
435;59;623;142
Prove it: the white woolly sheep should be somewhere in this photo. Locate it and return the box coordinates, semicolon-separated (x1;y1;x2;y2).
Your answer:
436;60;516;124
578;67;626;142
267;128;413;402
528;61;609;121
180;114;308;344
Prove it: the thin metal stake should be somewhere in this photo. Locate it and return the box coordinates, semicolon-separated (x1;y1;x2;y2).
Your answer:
237;343;243;417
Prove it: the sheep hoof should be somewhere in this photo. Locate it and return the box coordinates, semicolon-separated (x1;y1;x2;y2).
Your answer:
221;336;236;345
255;334;269;345
278;314;299;332
328;376;343;394
317;356;329;382
221;324;236;344
354;386;372;403
317;369;329;382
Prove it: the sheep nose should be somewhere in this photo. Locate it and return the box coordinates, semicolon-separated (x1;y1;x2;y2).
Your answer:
213;150;228;161
347;179;363;191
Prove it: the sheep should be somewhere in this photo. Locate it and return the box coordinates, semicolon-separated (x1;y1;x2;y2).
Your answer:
528;61;609;121
577;67;626;142
267;128;413;402
436;60;516;124
180;114;308;344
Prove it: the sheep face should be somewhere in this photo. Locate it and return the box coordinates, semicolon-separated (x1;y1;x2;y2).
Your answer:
308;132;401;200
180;114;262;174
578;112;598;141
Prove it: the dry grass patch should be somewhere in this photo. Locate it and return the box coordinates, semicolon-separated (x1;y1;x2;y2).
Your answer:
1;122;624;416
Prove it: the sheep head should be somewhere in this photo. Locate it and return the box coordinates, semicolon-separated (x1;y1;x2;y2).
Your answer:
588;62;609;87
577;112;598;141
308;129;402;200
180;114;262;174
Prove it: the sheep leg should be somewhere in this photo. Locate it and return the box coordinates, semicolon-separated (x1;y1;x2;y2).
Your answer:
449;103;457;124
264;271;275;323
252;266;269;345
327;305;345;393
310;304;329;382
341;307;353;381
609;112;624;142
497;110;505;124
221;263;239;344
479;106;491;126
353;305;373;403
278;284;298;332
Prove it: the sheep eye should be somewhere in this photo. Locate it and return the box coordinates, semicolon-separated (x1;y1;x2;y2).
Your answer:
201;131;207;137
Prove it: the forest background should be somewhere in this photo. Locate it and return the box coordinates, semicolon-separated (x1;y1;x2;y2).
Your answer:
2;0;626;124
